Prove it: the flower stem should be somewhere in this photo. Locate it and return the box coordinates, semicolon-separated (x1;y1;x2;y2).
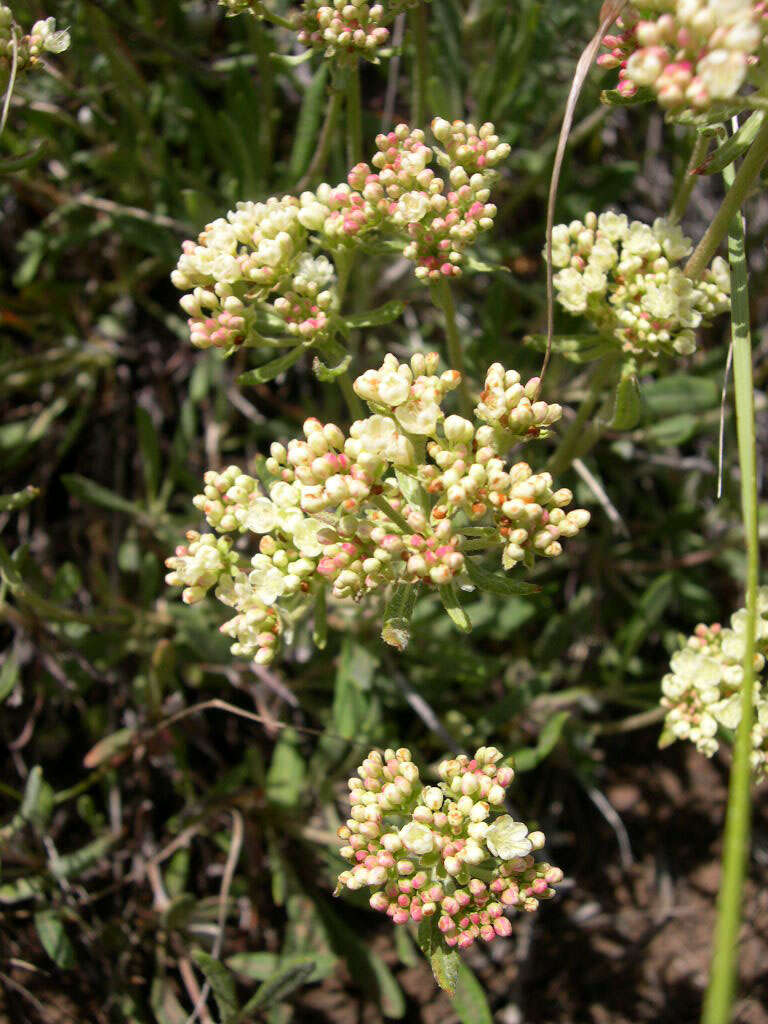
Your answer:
669;132;708;224
684;119;768;280
547;355;619;476
296;85;343;191
410;1;430;126
429;278;472;417
371;494;413;534
346;60;363;166
701;154;760;1024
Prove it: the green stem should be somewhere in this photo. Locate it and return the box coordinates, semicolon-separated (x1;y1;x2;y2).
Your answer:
410;1;430;126
297;86;343;191
326;248;363;419
684;120;768;280
701;155;760;1024
669;133;709;224
346;61;363;166
547;356;619;476
371;494;413;534
429;278;472;417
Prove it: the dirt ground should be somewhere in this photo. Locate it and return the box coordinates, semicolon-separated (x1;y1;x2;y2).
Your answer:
298;735;768;1024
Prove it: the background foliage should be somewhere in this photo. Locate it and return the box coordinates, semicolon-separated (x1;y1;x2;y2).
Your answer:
1;1;767;1021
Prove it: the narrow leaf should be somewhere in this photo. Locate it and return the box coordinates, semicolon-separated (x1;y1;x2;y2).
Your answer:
0;485;40;513
343;301;405;328
464;559;541;597
697;110;765;175
240;961;315;1015
191;951;239;1024
609;369;642;431
34;910;76;969
237;346;305;386
438;583;472;634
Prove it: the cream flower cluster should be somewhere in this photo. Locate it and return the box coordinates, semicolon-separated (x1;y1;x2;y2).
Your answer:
172;198;338;351
598;0;767;113
548;212;730;357
0;7;70;71
172;119;508;351
335;747;563;949
348;119;509;279
219;0;426;64
660;587;768;773
166;355;589;662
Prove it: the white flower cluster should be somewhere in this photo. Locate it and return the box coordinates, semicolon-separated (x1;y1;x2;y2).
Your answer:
660;587;768;774
166;355;589;662
336;746;563;949
599;0;766;113
349;119;510;280
173;197;338;351
548;212;730;357
172;119;509;352
0;7;70;71
219;0;427;64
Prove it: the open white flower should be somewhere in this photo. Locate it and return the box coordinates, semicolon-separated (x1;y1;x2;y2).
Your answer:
399;821;434;856
249;554;286;604
484;815;532;860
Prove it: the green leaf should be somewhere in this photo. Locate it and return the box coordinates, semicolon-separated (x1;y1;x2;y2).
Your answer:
191;951;239;1024
312;351;352;382
658;727;677;750
83;727;134;768
0;875;46;904
333;637;377;738
230;951;337;988
266;728;306;809
609;369;642;431
136;407;161;500
0;485;40;513
0;140;48;174
0;652;19;705
430;945;460;995
0;540;22;587
464;559;541;597
34;910;76;969
600;85;656;106
21;766;55;830
525;332;616;364
52;832;120;879
237;346;306;386
62;474;145;519
288;62;329;179
315;900;405;1018
453;961;493;1023
697;110;765;174
438;584;472;634
642;374;718;417
342;300;405;328
381;582;419;651
150;976;190;1024
645;412;700;446
620;573;674;664
312;587;327;650
512;710;570;772
394;468;431;519
240;960;316;1015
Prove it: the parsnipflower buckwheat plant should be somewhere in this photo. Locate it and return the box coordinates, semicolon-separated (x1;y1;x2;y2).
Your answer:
547;212;730;357
660;588;768;773
165;355;588;662
219;0;427;63
172;119;508;363
336;747;562;954
599;0;767;114
0;6;69;72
